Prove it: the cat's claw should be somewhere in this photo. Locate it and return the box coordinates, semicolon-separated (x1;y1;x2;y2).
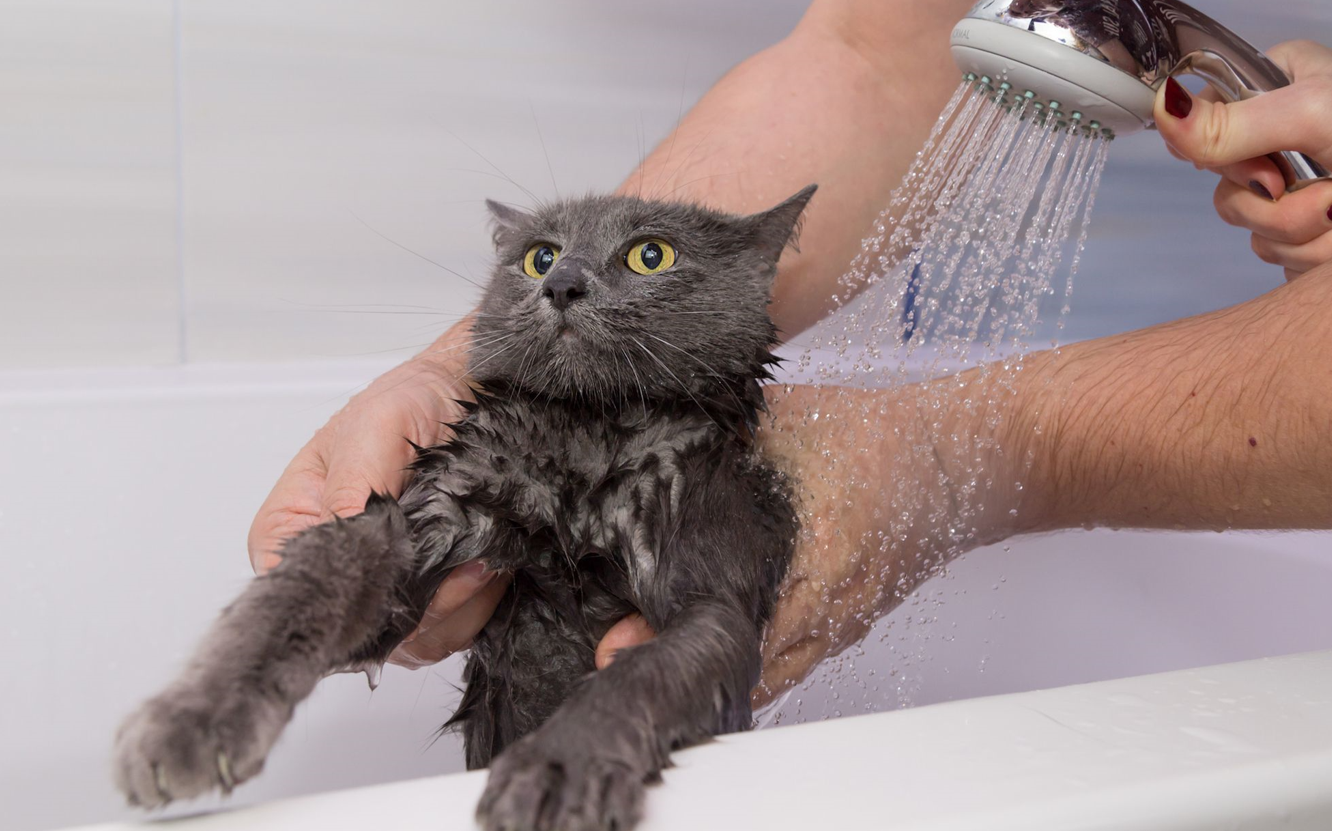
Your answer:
113;684;287;808
477;736;645;831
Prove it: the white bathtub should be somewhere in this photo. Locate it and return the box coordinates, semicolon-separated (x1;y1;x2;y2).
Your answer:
3;360;1330;831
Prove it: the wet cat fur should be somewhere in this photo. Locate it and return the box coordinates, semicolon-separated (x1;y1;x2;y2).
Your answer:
113;185;815;831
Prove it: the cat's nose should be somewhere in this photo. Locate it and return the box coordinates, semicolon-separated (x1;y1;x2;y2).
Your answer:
542;270;587;312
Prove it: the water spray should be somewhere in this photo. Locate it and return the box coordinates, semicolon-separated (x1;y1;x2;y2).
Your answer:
950;0;1331;191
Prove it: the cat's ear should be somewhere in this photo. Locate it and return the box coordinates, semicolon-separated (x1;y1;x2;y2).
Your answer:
485;199;534;245
746;184;817;264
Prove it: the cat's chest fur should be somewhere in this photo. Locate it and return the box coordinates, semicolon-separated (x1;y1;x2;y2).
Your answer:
400;387;751;599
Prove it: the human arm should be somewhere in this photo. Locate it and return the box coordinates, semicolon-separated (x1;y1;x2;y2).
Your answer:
246;319;510;667
623;0;977;336
753;261;1332;701
608;31;1332;694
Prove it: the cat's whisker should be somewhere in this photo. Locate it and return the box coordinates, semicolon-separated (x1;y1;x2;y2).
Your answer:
350;211;488;291
642;332;750;416
654;126;718;202
281;301;498;315
456;336;526;382
415;331;516;361
641;332;739;385
645;51;693;204
300;309;472;318
622;346;651;419
513;338;541;398
446;130;540;206
629;335;725;434
529;100;560;200
334;354;482;412
663;171;740;200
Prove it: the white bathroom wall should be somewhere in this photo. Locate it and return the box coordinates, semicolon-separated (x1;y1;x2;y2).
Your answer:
2;0;1329;370
0;0;180;368
0;0;808;369
177;0;812;362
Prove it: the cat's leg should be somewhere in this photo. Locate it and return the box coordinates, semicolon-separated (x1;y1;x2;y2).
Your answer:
114;494;434;807
450;571;604;769
475;599;760;831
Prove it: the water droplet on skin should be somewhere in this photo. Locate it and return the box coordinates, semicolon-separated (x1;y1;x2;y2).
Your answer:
769;82;1109;726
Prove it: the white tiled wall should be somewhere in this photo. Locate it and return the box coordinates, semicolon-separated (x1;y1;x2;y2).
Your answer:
1;0;1329;369
0;0;179;368
0;0;806;369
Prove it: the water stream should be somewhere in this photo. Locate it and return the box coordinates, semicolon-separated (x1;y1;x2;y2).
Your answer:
767;78;1113;724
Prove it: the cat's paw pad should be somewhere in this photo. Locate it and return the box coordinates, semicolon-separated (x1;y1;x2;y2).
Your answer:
113;685;288;808
477;738;645;831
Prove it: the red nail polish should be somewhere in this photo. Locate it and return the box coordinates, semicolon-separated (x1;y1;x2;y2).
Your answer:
1327;204;1332;223
1164;77;1193;119
1249;180;1275;201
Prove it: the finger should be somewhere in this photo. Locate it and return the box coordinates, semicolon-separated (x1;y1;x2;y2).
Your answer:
1212;156;1285;205
594;614;657;669
1183;81;1289;198
390;565;509;668
1214;178;1332;244
1163;139;1189;163
318;420;419;521
247;451;329;574
755;636;828;708
1251;228;1332;275
1155;76;1332;170
1268;40;1332;81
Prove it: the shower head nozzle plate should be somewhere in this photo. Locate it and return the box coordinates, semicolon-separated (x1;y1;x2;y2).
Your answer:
951;19;1156;136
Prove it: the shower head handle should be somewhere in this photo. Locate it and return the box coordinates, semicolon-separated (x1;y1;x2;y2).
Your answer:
952;0;1330;191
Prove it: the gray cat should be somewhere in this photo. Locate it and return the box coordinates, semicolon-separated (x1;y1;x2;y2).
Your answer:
113;184;815;831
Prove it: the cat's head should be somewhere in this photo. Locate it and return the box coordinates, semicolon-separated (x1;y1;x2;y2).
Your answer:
468;186;816;406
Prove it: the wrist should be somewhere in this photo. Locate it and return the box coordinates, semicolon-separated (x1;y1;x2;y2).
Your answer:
917;366;1031;551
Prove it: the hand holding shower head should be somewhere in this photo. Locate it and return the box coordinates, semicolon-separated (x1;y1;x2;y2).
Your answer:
951;0;1331;191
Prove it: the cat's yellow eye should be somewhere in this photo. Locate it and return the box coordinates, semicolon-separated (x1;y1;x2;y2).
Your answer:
523;244;561;279
625;239;676;275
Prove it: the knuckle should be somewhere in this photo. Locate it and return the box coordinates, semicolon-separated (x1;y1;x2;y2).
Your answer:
322;483;371;517
1291;86;1332;149
1309;231;1332;265
1213;186;1243;227
1251;234;1281;265
1197;106;1231;168
1270;208;1307;244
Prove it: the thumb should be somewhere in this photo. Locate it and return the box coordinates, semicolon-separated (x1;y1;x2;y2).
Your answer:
1156;76;1332;173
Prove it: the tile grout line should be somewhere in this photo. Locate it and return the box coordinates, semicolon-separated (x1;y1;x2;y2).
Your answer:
172;0;189;364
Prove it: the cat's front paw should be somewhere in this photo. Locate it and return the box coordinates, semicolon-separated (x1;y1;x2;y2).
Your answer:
477;733;647;831
113;683;289;808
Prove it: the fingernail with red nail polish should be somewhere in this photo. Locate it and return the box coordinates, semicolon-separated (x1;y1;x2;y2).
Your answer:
1164;77;1193;119
1326;204;1332;223
1249;181;1275;201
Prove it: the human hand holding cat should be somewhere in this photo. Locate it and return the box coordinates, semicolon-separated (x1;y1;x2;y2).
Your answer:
597;379;1025;706
246;316;510;668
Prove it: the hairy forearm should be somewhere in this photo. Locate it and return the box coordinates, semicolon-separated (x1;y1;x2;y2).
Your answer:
1014;265;1332;533
621;0;975;337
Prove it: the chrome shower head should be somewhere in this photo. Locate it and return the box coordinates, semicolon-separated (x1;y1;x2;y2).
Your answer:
951;0;1330;190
